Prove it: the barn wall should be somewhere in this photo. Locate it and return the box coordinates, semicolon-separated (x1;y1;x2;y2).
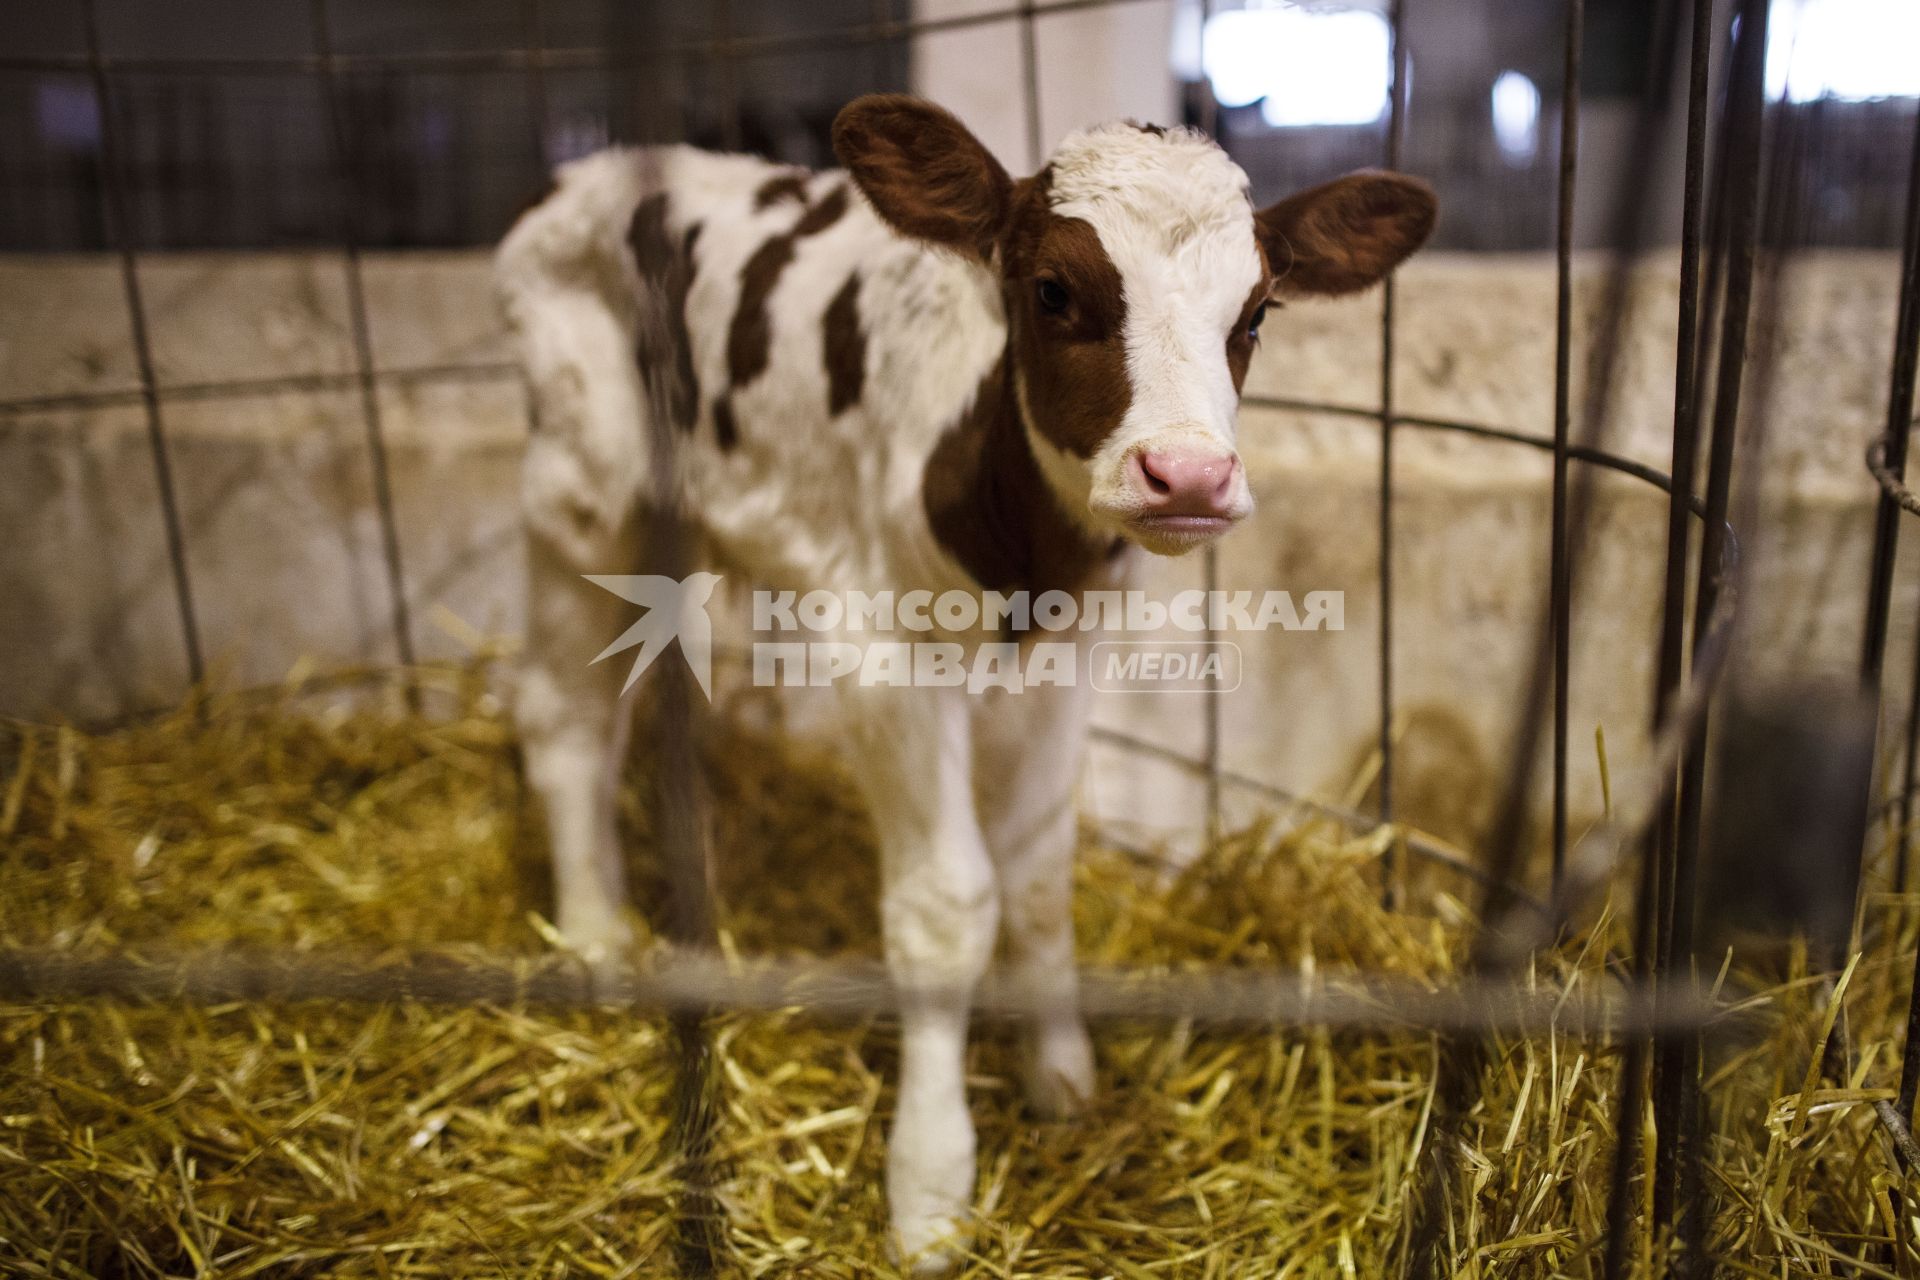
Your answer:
2;247;1913;857
911;0;1180;171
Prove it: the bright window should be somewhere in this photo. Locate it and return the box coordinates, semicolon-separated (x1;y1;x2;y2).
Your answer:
1490;70;1541;162
1202;5;1393;128
1767;0;1920;103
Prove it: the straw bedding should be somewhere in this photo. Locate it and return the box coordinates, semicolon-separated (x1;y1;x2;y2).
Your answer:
0;665;1912;1277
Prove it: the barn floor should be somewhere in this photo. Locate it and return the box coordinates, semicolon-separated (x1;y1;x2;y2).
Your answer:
0;666;1910;1277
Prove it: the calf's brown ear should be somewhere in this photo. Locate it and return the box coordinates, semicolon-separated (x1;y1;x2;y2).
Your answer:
832;95;1013;262
1257;170;1437;297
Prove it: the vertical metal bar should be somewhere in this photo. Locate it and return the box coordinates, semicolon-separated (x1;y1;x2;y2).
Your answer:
1897;129;1920;1103
1684;17;1736;510
1652;1;1770;1263
1547;0;1583;894
1686;83;1804;1277
1899;637;1920;1192
1198;0;1222;848
1863;101;1920;898
1859;95;1920;693
1642;44;1717;1190
1602;871;1659;1280
1203;544;1222;843
310;0;418;682
1650;0;1715;773
515;0;552;473
1898;626;1920;899
81;0;206;689
1019;0;1043;172
653;520;722;1277
659;628;722;1277
1378;0;1407;905
1195;0;1220;139
1597;5;1720;1274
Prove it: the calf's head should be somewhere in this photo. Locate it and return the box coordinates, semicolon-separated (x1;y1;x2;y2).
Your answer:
833;95;1436;556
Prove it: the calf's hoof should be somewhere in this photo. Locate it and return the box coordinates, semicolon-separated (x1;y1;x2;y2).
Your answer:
888;1118;975;1277
891;1209;971;1277
1023;1020;1095;1119
555;905;635;975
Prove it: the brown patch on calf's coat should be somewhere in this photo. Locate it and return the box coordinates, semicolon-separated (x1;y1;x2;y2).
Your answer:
998;174;1133;460
923;357;1115;618
822;271;867;416
727;183;851;389
711;397;739;451
753;171;809;210
793;185;851;236
628;194;703;430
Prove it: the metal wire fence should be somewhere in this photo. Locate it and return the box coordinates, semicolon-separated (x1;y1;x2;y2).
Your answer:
3;0;1920;1274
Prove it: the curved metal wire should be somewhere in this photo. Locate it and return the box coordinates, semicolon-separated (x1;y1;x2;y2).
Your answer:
1088;724;1553;918
1868;432;1920;518
1242;397;1739;565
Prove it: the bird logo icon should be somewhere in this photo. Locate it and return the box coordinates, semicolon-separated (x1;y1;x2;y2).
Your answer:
583;572;724;699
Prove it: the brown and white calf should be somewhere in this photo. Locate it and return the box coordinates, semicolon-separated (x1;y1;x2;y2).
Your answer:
499;95;1433;1270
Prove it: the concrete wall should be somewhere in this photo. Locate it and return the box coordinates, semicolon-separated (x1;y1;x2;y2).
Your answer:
3;245;1914;861
911;0;1180;171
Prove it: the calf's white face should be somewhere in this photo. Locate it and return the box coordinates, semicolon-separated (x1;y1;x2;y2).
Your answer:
834;97;1436;557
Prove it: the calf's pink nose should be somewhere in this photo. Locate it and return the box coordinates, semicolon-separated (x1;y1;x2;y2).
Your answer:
1135;449;1239;516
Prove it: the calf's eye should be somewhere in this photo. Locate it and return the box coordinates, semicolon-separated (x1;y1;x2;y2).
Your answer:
1036;279;1070;313
1247;302;1268;339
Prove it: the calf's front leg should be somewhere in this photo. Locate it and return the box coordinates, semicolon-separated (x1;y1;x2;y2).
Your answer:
846;685;998;1275
972;677;1096;1117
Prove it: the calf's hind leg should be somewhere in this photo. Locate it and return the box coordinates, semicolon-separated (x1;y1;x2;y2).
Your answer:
518;527;640;961
504;209;657;963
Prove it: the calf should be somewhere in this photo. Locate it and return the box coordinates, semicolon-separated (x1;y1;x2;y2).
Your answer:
499;95;1434;1271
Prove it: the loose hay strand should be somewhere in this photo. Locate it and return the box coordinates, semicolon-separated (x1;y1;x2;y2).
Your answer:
0;666;1911;1276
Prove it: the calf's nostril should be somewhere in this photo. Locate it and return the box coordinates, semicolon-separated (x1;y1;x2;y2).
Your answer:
1138;453;1172;495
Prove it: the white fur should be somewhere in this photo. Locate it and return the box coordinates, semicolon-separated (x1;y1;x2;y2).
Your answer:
497;125;1266;1273
1046;124;1260;550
